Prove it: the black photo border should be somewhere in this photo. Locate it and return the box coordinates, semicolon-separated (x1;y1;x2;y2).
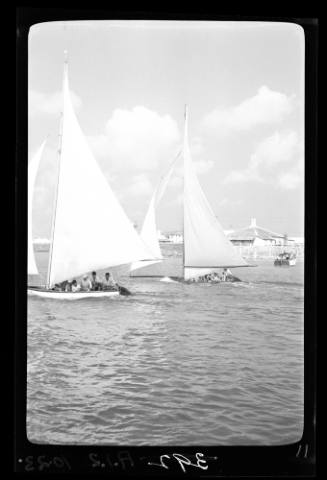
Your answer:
15;9;317;477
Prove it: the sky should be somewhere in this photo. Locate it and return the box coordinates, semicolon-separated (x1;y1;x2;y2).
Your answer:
28;20;304;238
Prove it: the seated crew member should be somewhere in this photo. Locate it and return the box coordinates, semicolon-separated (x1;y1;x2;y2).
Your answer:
71;280;80;292
58;280;68;291
65;281;72;292
222;269;231;281
80;274;92;291
91;271;101;291
223;268;233;281
102;272;118;290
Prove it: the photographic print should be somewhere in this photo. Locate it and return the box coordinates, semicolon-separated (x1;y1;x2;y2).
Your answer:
27;20;305;447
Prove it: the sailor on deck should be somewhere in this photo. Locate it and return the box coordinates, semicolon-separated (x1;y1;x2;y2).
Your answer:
222;268;232;281
102;272;117;290
212;272;220;282
71;280;80;292
80;274;92;291
91;271;101;291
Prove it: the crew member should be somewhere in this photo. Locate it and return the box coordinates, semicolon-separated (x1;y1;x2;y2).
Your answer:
91;271;101;291
103;272;118;290
71;280;80;292
80;274;92;291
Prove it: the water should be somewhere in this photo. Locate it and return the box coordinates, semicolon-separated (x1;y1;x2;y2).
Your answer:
27;244;304;445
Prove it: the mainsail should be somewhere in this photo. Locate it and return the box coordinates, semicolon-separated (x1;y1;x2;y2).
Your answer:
28;139;47;276
47;55;157;287
130;151;180;273
183;106;247;280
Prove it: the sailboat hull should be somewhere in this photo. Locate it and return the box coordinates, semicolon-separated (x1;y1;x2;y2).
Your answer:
159;276;242;283
27;287;120;299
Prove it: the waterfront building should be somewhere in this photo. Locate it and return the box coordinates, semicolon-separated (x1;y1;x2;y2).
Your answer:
227;218;287;246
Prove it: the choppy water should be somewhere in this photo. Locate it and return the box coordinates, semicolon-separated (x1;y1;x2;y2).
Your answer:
27;244;304;445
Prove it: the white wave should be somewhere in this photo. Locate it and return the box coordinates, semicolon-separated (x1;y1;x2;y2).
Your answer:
160;277;179;283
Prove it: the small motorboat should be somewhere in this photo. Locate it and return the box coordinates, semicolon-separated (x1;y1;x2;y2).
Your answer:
274;252;297;266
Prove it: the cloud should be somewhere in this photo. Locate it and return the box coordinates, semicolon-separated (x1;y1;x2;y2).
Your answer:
190;136;205;156
224;131;304;189
223;168;262;184
252;131;300;168
169;146;214;182
29;89;82;116
124;174;153;197
218;197;241;207
202;86;294;133
87;106;180;172
193;159;214;175
278;158;304;190
188;136;214;175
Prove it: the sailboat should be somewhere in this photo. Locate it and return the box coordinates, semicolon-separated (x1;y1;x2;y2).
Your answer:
127;106;250;282
28;139;47;277
28;52;158;299
182;105;249;281
129;150;181;276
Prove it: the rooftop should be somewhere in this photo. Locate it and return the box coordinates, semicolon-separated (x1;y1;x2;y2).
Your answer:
227;218;285;241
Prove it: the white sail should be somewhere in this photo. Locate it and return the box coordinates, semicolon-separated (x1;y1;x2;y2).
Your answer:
130;152;180;273
183;106;247;280
28;139;47;276
48;58;157;286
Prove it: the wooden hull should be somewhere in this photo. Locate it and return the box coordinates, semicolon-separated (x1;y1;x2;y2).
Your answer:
27;287;120;299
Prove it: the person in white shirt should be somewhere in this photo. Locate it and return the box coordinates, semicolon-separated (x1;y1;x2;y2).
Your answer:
102;272;117;290
80;275;92;291
222;268;233;281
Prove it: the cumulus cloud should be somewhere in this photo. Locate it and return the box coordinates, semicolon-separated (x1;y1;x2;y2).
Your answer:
218;197;241;207
278;158;304;190
87;106;180;172
124;173;153;197
29;89;82;116
168;141;214;184
193;158;214;175
190;136;205;156
252;131;300;167
188;136;215;175
202;86;294;133
224;131;304;189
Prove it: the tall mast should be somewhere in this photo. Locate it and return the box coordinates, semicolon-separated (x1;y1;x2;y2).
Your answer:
46;51;67;288
182;104;188;275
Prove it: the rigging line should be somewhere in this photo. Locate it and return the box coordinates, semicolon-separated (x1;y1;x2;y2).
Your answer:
154;148;182;208
47;55;68;288
46;110;63;288
182;104;188;274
